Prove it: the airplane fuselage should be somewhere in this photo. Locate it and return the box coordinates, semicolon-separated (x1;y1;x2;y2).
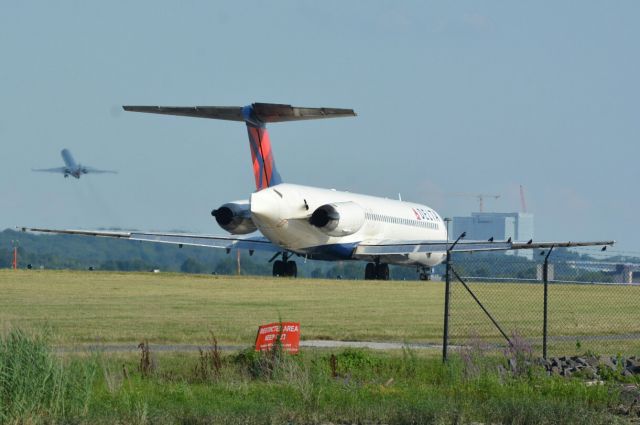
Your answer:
250;183;448;267
61;149;83;178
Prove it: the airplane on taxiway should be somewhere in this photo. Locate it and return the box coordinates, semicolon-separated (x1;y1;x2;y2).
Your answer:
32;148;117;179
22;103;613;280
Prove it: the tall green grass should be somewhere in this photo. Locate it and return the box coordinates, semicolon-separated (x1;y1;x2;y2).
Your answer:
86;346;626;424
0;329;97;423
0;328;631;424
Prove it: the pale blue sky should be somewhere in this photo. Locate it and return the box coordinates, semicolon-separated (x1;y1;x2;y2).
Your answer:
1;1;638;253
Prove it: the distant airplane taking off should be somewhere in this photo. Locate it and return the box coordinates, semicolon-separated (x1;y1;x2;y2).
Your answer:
32;149;117;179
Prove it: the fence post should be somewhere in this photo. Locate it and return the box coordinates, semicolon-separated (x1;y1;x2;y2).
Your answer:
442;249;451;363
543;246;554;360
442;232;465;363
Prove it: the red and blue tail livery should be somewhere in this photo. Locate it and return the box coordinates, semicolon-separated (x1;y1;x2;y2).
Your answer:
242;105;282;190
122;103;356;191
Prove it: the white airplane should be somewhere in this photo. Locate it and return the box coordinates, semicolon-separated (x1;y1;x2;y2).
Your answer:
32;149;117;179
22;103;613;280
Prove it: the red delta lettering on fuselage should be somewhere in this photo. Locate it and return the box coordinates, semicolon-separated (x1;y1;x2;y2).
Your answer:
412;207;435;221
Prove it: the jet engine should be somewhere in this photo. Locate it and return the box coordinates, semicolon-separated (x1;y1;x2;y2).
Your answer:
211;200;257;234
309;202;365;237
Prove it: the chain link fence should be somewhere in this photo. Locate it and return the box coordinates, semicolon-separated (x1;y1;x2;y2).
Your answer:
444;249;640;359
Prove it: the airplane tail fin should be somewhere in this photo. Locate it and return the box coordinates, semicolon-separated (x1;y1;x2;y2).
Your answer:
123;103;356;191
243;109;282;190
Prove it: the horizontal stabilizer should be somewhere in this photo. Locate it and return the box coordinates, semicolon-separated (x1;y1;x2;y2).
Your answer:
123;103;356;123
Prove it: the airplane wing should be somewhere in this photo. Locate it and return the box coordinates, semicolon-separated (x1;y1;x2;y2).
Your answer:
19;227;280;253
82;167;118;174
32;167;68;174
353;239;615;257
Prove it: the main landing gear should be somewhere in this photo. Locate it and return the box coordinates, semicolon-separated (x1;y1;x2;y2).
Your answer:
418;266;432;281
271;252;297;277
364;261;389;280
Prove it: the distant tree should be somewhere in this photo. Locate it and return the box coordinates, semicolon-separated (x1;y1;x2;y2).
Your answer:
180;258;206;274
515;267;536;279
311;267;323;278
214;259;235;275
325;262;361;280
0;248;10;268
472;267;490;277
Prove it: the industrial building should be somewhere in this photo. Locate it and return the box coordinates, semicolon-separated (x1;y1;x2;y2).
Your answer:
451;212;534;259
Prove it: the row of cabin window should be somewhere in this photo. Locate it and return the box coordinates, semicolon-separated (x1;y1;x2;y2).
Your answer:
365;212;439;230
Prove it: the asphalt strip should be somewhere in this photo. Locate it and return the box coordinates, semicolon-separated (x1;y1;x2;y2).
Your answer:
56;340;442;353
54;333;640;353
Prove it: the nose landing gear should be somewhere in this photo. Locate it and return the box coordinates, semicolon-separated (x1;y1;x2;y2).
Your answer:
271;252;297;277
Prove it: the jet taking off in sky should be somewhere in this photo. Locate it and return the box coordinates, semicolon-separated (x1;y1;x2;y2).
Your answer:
32;149;117;179
23;103;613;280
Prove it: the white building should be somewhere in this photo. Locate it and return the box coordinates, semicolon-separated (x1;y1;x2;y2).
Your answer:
451;212;534;259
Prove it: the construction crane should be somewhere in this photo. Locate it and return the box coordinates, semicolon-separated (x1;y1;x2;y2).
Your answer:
448;193;501;212
519;185;528;213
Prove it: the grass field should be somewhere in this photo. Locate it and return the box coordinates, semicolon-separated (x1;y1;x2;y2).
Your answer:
450;280;640;355
0;270;445;346
1;269;639;355
2;270;640;423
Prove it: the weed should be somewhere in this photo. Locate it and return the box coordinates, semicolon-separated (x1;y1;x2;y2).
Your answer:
333;348;379;373
458;331;490;379
397;346;420;378
503;331;535;378
138;340;156;378
233;346;289;380
329;353;338;378
193;332;223;382
102;358;124;393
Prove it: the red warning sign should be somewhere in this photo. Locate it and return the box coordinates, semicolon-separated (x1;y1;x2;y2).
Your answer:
255;322;300;354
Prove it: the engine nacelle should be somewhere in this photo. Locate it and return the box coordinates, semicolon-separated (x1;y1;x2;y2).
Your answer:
211;200;257;235
309;202;365;237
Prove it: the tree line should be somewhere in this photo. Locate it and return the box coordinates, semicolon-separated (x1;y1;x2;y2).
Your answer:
1;229;630;281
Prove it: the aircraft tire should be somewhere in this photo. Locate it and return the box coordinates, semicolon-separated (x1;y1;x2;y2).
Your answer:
376;263;390;280
364;263;376;280
286;261;297;278
273;260;285;277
